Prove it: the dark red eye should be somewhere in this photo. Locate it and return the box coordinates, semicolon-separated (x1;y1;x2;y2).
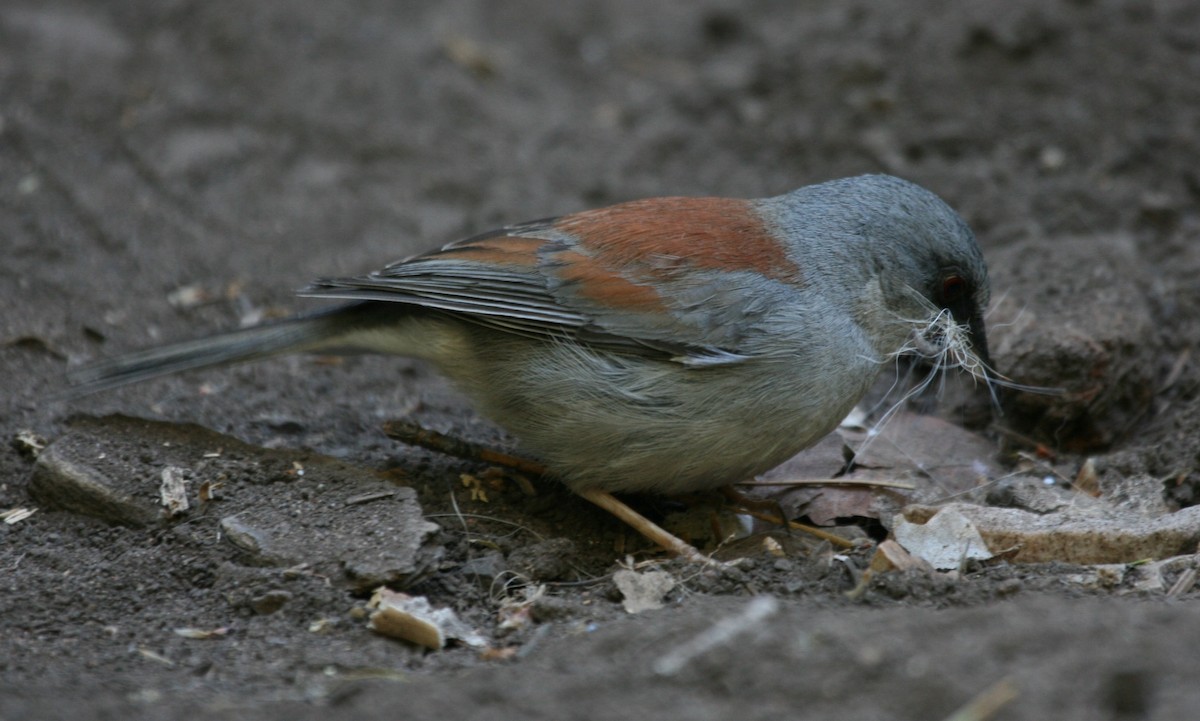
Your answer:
941;275;967;303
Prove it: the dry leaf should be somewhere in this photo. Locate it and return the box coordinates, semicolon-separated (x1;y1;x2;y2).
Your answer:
782;486;883;527
847;540;936;600
869;539;933;573
893;508;994;570
842;411;995;493
2;507;37;525
13;430;47;459
1075;458;1100;496
198;480;224;503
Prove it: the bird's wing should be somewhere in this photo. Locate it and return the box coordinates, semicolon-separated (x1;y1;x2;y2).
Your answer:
302;197;803;365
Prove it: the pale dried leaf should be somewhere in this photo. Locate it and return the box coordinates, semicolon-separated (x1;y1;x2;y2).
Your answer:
174;627;229;640
1075;458;1100;496
869;539;932;573
2;507;37;525
894;508;994;570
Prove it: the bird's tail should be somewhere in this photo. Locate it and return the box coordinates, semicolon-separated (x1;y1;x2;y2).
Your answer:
64;302;396;397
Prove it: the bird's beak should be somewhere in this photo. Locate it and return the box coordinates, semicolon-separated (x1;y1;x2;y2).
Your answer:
968;311;992;373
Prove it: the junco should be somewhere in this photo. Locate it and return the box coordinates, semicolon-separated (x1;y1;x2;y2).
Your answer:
69;174;991;558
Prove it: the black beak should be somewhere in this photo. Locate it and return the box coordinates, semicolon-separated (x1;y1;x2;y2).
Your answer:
966;307;1008;415
967;311;992;373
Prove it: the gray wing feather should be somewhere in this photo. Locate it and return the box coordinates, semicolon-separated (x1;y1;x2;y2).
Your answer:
301;229;751;365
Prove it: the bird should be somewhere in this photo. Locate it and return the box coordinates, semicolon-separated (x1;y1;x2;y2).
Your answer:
67;174;992;560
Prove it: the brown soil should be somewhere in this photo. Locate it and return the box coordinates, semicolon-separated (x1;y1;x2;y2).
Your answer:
3;1;1200;719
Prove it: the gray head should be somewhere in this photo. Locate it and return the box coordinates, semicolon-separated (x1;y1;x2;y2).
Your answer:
766;174;991;370
859;175;990;367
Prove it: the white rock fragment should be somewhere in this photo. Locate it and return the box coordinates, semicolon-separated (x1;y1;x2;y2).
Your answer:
159;466;190;517
613;569;676;614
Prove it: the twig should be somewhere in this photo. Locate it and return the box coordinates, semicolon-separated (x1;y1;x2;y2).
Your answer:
739;478;917;490
424;513;545;541
383;419;546;481
736;508;856;549
386;419;856;555
941;678;1018;721
1167;567;1197;598
579;487;712;564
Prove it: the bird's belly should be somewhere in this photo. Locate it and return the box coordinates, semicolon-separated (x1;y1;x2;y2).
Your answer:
447;334;879;495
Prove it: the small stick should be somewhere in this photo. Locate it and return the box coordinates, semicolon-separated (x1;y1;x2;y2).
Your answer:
383;419;548;477
385;418;850;557
739;478;917;490
1167;567;1197;598
940;678;1018;721
384;420;708;559
737;508;857;549
577;488;712;564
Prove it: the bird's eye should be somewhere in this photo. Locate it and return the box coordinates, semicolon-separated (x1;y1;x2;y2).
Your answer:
940;275;967;303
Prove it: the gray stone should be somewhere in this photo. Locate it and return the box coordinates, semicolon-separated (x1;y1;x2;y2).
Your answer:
988;235;1159;450
221;483;441;591
29;415;442;590
29;432;161;526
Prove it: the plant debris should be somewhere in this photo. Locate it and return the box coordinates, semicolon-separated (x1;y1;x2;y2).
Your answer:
367;588;486;650
893;507;995;570
613;568;676;613
12;429;47;459
1;507;36;525
173;627;230;640
159;466;190;517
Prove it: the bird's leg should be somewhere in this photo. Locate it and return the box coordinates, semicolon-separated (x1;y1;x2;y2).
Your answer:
576;487;711;564
384;418;712;561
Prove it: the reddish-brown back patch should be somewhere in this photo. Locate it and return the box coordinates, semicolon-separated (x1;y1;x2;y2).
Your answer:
554;197;801;282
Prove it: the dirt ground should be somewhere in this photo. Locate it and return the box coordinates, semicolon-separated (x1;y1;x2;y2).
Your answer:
4;1;1200;719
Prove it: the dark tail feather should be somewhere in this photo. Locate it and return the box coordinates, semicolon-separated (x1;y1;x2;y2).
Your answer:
63;302;391;397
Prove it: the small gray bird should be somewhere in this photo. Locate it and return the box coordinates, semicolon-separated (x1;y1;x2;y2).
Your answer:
69;174;992;557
